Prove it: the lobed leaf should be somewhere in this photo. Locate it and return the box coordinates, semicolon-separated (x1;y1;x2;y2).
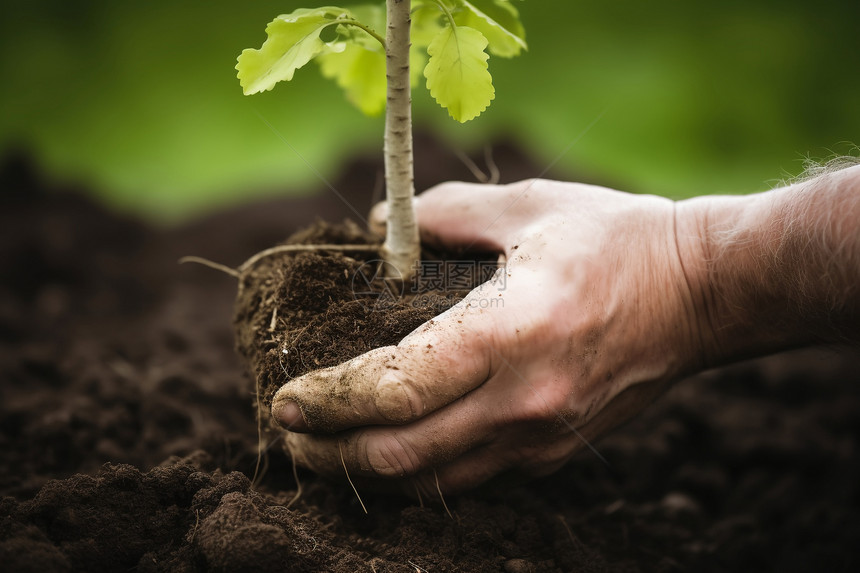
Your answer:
424;25;494;122
236;7;353;95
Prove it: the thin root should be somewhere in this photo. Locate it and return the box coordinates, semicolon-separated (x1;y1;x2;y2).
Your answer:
238;243;380;274
484;145;500;185
180;243;382;278
558;514;581;548
340;441;368;514
454;149;490;183
286;442;304;509
178;256;240;278
413;480;425;508
251;379;266;487
189;509;201;543
453;145;500;185
434;470;453;520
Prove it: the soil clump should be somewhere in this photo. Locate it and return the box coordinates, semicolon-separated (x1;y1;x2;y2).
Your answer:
233;218;493;432
2;141;860;572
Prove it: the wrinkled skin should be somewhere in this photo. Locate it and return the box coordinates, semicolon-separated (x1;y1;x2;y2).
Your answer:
272;179;705;494
272;165;860;495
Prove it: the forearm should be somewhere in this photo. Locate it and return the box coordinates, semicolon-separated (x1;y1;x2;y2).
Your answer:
676;163;860;367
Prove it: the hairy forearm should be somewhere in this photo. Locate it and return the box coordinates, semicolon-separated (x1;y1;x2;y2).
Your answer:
677;162;860;366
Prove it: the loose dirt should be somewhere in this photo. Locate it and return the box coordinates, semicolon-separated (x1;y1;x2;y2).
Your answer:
233;218;492;433
2;141;859;572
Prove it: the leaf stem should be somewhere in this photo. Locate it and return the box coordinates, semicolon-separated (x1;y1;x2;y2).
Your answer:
335;18;386;49
427;0;456;30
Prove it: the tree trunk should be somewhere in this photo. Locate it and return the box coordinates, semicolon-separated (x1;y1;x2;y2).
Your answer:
382;0;420;281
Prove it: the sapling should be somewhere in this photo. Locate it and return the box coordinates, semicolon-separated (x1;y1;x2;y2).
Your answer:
236;0;527;280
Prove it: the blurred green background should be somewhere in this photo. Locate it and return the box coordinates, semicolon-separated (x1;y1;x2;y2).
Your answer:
2;0;858;223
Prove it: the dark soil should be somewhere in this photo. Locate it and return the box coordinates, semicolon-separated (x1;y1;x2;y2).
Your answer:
233;218;493;434
2;139;860;572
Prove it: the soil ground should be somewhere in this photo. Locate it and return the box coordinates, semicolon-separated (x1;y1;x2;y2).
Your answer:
2;139;859;572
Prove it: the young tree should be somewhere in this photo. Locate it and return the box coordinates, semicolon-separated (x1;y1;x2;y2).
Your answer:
236;0;527;280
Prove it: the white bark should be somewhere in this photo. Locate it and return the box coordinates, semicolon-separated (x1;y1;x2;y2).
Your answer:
382;0;420;281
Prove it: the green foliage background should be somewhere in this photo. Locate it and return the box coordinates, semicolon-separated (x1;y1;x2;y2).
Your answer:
1;0;858;222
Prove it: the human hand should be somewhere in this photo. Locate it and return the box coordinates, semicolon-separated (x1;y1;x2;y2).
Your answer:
270;179;710;494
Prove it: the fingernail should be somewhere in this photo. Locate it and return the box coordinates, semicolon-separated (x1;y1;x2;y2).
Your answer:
273;400;307;431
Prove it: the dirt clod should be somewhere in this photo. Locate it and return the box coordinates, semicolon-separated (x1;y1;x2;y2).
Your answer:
2;147;860;572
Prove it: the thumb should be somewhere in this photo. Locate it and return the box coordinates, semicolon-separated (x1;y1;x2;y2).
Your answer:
372;181;528;253
271;302;495;433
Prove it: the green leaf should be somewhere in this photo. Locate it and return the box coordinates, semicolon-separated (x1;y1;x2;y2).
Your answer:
317;41;426;116
315;4;386;115
409;48;428;89
237;7;353;95
455;0;527;58
315;4;424;117
411;3;445;48
318;43;386;115
424;26;494;122
329;4;385;50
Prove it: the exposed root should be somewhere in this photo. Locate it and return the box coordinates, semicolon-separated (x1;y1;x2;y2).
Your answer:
434;470;453;520
251;451;269;489
453;145;500;185
558;514;577;545
278;324;311;381
484;145;500;185
286;443;304;509
454;149;489;183
340;440;368;514
178;256;240;278
179;243;381;280
413;480;425;508
188;509;201;543
251;379;266;488
277;346;292;380
237;243;380;274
